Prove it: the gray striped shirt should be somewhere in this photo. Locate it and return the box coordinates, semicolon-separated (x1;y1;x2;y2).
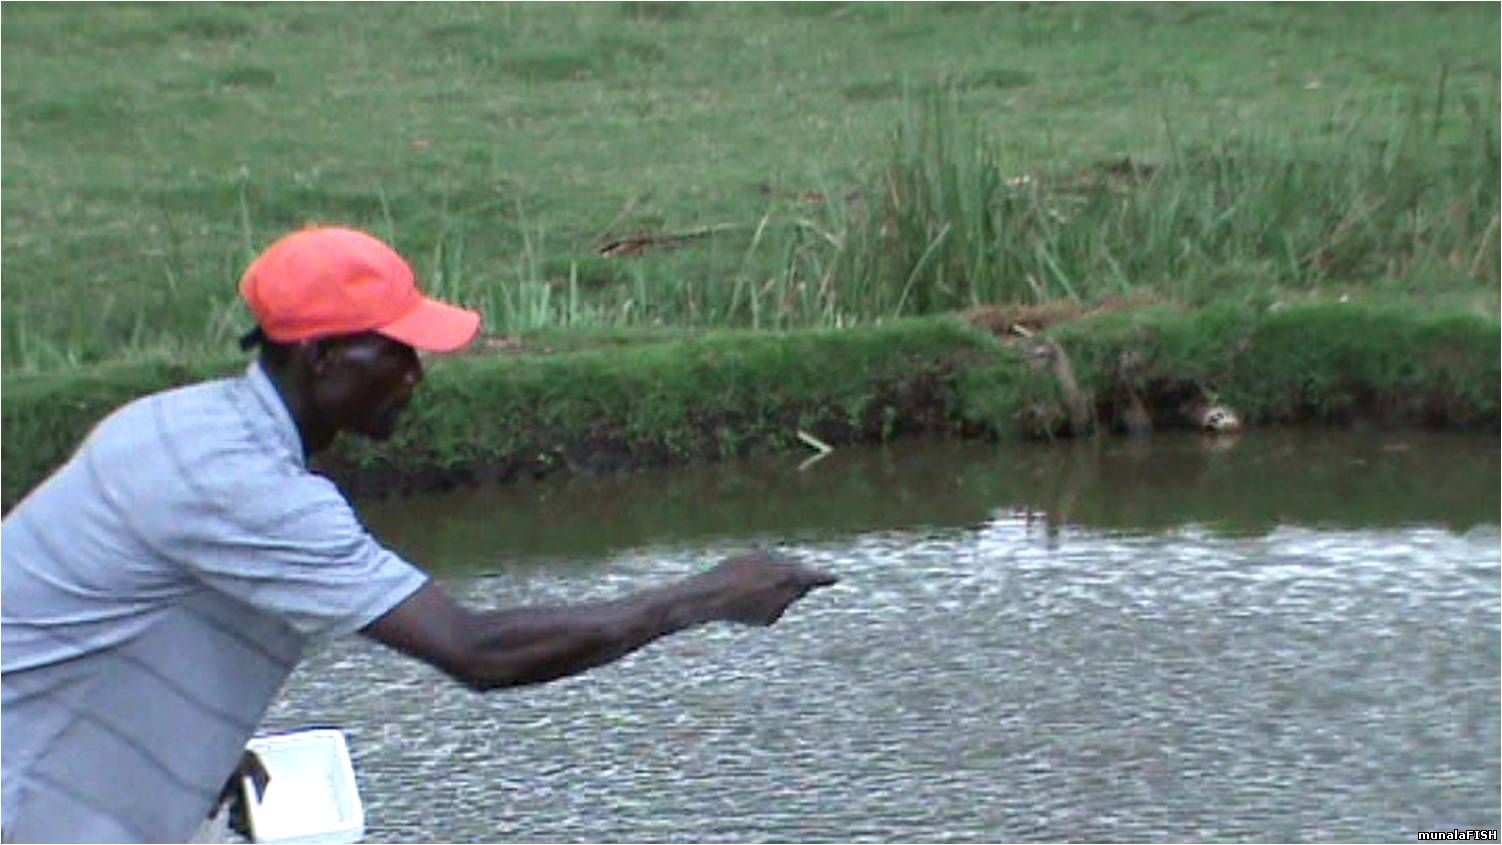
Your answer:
2;362;428;842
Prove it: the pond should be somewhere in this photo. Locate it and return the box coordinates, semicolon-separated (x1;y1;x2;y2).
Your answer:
262;429;1500;842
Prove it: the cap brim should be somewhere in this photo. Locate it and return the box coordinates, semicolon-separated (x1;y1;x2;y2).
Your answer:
376;296;482;353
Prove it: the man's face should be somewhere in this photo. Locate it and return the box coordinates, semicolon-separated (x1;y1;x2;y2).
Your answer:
310;332;424;440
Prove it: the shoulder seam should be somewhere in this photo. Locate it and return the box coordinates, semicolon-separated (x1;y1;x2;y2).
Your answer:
153;382;347;543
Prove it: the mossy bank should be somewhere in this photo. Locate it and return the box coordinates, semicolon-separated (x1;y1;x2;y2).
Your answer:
4;303;1497;511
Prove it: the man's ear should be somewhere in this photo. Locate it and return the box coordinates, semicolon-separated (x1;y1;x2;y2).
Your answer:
298;339;332;375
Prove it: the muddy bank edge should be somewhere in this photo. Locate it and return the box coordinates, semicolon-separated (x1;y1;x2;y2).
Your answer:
4;304;1497;510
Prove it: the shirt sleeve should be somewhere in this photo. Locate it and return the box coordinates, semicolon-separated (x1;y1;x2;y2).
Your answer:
155;469;429;642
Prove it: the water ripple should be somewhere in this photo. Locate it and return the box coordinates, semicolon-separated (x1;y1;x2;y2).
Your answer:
264;517;1499;842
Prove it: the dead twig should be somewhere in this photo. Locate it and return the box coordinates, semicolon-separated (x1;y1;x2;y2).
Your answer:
598;223;743;257
590;193;653;247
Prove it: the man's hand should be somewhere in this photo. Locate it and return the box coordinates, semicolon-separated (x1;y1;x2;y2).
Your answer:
696;551;839;626
214;748;270;836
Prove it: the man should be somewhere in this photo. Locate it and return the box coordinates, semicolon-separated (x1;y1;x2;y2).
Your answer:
1;226;837;843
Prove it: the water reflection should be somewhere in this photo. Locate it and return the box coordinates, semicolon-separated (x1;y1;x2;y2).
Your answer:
355;430;1500;573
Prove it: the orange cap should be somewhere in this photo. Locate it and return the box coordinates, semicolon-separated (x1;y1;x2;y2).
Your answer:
240;227;481;352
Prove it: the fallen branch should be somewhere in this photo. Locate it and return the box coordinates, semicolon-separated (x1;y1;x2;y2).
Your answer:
598;223;743;257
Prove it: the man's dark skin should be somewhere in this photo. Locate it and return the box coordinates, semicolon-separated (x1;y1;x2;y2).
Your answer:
259;330;838;691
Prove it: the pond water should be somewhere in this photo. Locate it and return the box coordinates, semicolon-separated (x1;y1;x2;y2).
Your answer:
262;430;1500;842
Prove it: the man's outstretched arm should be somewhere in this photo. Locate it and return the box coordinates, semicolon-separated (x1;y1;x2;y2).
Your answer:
362;551;837;691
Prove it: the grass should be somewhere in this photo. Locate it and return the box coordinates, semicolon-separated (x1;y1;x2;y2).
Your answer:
2;317;996;507
851;85;1498;312
1044;302;1501;429
3;3;1499;373
6;304;1496;510
3;4;1498;508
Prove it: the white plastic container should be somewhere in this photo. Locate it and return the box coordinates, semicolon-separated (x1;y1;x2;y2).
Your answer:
242;729;365;844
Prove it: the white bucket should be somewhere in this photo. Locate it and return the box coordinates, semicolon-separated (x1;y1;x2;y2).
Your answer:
241;729;365;844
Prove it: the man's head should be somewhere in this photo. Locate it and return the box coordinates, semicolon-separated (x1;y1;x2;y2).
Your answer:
240;227;481;450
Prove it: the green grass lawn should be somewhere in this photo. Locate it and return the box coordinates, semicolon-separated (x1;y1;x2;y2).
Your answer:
3;2;1498;373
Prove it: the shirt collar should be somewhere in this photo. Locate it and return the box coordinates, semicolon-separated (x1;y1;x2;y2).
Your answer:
244;361;307;468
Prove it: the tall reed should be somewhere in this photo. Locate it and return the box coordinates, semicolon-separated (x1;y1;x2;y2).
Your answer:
823;83;1499;317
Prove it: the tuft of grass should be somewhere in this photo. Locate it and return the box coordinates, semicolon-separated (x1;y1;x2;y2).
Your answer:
958;67;1032;91
619;3;698;23
492;48;598;82
822;81;1499;318
216;66;277;89
170;15;254;41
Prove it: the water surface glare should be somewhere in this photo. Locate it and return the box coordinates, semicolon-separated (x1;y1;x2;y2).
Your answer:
265;432;1500;842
